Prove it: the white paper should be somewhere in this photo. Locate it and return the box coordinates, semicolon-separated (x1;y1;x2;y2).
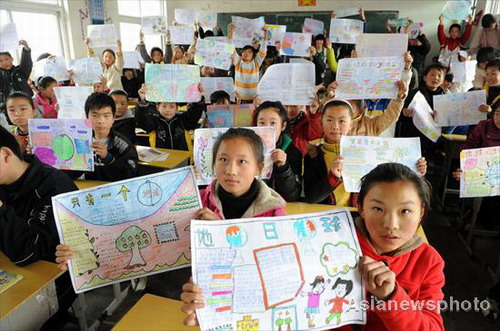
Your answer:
69;57;102;86
200;77;235;102
137;146;169;162
194;39;235;71
169;25;194;45
32;57;69;82
450;60;477;83
434;90;487;126
460;146;500;198
0;23;19;53
192;209;366;331
258;63;315;106
265;25;286;46
408;91;442;142
340;136;422;192
122;51;143;69
141;15;167;35
279;33;312;57
54;86;94;120
329;19;364;44
335;7;361;18
232;16;265;48
175;9;196;25
356;34;409;58
335;57;404;100
198;12;217;30
302;18;324;36
87;24;117;49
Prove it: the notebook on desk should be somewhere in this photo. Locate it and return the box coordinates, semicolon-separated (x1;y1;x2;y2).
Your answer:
0;270;23;294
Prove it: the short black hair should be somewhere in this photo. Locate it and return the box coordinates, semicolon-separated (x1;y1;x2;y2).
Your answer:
0;126;23;159
84;92;116;117
150;47;164;62
102;48;116;59
485;58;500;71
109;89;129;100
444;73;454;82
322;99;354;118
212;128;264;167
481;14;496;29
253;101;288;127
241;45;257;59
6;91;35;109
0;51;12;59
36;76;58;89
331;278;353;298
424;63;446;76
476;47;498;64
314;34;326;42
204;30;215;37
358;163;432;218
449;23;462;33
210;90;231;104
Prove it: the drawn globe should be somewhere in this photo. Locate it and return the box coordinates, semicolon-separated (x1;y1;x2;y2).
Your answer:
225;225;248;248
137;180;163;206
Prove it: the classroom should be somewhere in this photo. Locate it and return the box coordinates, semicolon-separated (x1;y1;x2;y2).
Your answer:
0;0;499;330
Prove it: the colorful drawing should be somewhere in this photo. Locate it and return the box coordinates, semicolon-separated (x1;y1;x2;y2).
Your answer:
174;9;196;25
265;25;286;46
141;15;167;35
54;86;93;120
53;167;202;293
191;209;366;331
320;242;359;277
237;315;259;331
460;146;500;198
69;57;103;86
303;18;324;36
329;19;364;44
335;57;404;100
450;60;477;82
198;12;217;30
258;63;315;106
28;118;94;171
232;16;265;48
194;38;235;71
441;0;472;20
32;57;69;82
325;278;354;326
201;77;235;103
169;25;194;45
194;127;275;185
145;64;201;102
434;90;487;126
279;33;312;57
408;91;441;142
87;24;117;49
356;34;409;58
206;104;254;128
0;23;19;53
340;136;422;192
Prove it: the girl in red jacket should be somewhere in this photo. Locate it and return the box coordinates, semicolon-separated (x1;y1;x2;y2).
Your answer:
438;14;473;67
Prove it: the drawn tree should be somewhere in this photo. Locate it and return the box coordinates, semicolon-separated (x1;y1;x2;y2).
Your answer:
116;226;151;269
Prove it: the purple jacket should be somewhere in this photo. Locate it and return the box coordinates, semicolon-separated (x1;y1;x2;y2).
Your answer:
461;119;500;151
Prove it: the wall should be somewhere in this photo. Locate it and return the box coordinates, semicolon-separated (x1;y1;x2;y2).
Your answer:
63;0;91;59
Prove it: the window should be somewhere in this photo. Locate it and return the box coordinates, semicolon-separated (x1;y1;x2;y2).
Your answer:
117;0;162;18
119;22;162;53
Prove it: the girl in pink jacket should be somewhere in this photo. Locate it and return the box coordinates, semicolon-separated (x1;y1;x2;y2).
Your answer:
33;76;58;118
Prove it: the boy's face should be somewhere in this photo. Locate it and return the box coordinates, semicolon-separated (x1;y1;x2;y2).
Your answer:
88;106;114;138
285;105;304;120
242;49;254;62
493;109;500;129
201;66;215;77
321;106;352;144
449;27;460;39
93;82;105;93
485;66;500;86
6;97;36;129
157;102;177;120
124;70;134;80
111;94;128;117
424;68;444;91
315;39;324;49
441;80;452;90
0;54;13;70
151;50;163;63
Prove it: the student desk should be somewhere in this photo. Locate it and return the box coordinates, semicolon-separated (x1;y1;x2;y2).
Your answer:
0;252;63;330
74;179;109;190
137;147;191;170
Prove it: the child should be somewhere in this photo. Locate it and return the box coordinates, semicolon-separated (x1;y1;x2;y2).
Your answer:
309;34;338;85
121;69;141;98
179;163;444;330
285;101;323;156
472;47;498;89
437;14;473;68
136;84;205;150
6;92;36;154
325;278;353;325
254;101;302;202
0;40;33;112
110;89;136;143
471;14;500;52
136;30;166;64
481;59;500;112
86;38;124;91
210;90;231;105
33;76;58;118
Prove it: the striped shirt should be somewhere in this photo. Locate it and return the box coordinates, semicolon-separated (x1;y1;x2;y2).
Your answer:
234;48;266;101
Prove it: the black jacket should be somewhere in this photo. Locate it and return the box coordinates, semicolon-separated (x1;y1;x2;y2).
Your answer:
0;48;33;112
113;116;136;144
136;100;205;150
408;34;431;79
303;146;335;204
0;155;77;266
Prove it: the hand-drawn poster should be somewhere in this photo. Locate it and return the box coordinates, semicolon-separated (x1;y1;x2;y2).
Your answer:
194;39;235;71
191;209;366;331
280;33;312;57
258;63;315;105
169;25;194;45
0;23;19;53
28;118;94;171
356;34;409;58
87;24;117;49
53;167;202;293
54;86;93;120
175;9;196;25
408;91;441;143
145;64;201;102
450;60;477;82
232;16;265;48
198;13;217;30
206;104;254;128
265;25;286;46
335;57;404;100
123;51;143;69
302;18;324;36
32;57;69;82
141;15;168;35
460;146;500;198
334;7;361;18
442;0;472;21
340;136;422;192
194;127;275;186
434;90;487;126
200;77;235;103
69;57;103;86
329;19;364;44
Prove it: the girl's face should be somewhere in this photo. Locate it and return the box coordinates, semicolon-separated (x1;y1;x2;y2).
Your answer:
112;94;128;118
315;39;324;49
214;137;263;197
285;105;304;120
424;69;444;91
485;66;500;86
201;66;215;77
103;51;115;67
0;54;13;70
256;108;285;142
157;102;177;120
93;82;105;93
151;50;163;63
174;48;183;59
242;49;254;62
6;97;36;129
42;82;58;100
449;27;460;39
360;180;425;254
321;106;352;144
334;283;347;297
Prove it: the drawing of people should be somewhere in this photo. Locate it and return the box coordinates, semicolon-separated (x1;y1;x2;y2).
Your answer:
275;311;284;331
303;276;329;328
325;278;353;325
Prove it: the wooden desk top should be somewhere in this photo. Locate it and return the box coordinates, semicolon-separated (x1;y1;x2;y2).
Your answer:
442;134;467;142
113;294;197;331
137;147;191;169
0;252;63;319
74;179;109;190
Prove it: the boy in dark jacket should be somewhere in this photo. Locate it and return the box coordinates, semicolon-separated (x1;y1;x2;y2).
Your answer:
110;89;136;143
0;40;33;114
